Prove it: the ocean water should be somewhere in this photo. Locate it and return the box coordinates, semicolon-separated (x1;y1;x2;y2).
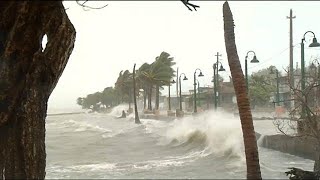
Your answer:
45;106;313;179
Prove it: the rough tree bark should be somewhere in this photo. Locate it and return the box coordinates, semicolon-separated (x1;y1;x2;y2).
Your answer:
222;1;262;179
0;1;75;179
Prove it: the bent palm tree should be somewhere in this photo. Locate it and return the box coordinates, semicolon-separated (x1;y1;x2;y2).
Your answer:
133;64;141;124
115;70;133;109
154;52;176;110
137;52;175;112
137;63;153;110
223;1;262;179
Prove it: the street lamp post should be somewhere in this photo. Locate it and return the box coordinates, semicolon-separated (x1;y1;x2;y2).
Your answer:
300;31;320;118
168;79;176;111
193;68;204;113
179;73;188;111
213;62;225;110
270;67;280;106
245;51;259;93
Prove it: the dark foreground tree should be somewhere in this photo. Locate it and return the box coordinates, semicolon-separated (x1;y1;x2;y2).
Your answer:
223;1;262;179
0;1;198;179
0;1;75;179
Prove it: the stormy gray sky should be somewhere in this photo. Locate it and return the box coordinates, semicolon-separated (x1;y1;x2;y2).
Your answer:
48;1;320;110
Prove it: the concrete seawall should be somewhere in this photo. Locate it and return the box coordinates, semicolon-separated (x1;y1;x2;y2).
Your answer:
260;134;318;161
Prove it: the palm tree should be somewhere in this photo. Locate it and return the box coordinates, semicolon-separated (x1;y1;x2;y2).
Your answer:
133;63;141;124
137;52;176;112
115;70;133;110
153;52;176;110
137;63;153;110
223;1;262;179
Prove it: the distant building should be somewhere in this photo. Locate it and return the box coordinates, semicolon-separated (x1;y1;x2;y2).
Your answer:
184;79;237;112
162;92;189;111
218;81;236;110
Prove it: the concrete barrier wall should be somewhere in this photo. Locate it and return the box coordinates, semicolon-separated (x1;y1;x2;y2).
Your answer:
261;134;318;160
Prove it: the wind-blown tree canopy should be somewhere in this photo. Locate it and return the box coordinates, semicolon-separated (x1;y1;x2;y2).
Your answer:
81;92;102;111
137;52;175;86
76;87;120;111
153;52;176;110
101;87;117;107
137;63;153;110
139;61;174;86
78;52;177;112
137;52;176;110
155;51;176;84
137;63;153;86
115;70;133;104
77;97;84;106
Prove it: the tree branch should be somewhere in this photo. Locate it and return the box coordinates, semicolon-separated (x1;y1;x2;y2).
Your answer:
181;0;200;11
76;0;108;11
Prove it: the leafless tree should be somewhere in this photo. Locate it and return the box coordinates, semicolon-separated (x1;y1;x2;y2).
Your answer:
273;59;320;178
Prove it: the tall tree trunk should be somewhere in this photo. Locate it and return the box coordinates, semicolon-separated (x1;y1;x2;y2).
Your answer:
0;1;75;179
146;88;150;110
148;86;153;110
155;84;160;110
222;1;262;179
143;89;147;109
132;64;141;124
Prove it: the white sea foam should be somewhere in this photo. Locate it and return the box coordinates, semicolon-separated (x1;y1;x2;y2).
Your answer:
71;163;117;171
109;104;130;117
102;129;125;138
47;163;117;174
63;119;112;133
164;110;245;159
140;118;168;135
132;147;211;170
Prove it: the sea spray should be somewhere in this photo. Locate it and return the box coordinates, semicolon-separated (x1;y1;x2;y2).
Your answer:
165;110;245;159
109;104;130;117
257;134;265;147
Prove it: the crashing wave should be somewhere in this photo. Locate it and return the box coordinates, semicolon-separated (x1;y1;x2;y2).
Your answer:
164;110;245;159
